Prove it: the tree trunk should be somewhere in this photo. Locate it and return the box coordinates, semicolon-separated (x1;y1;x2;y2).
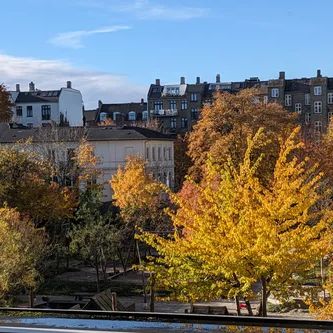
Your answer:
150;273;155;312
261;278;267;317
29;289;34;308
245;299;253;316
95;259;100;292
235;296;241;316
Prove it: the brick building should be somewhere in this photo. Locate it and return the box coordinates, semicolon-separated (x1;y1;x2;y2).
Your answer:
147;70;333;136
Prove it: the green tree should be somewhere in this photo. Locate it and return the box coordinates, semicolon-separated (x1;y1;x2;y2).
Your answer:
0;84;13;123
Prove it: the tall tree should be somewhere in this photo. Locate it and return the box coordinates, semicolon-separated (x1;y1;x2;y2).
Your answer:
0;84;13;123
139;128;331;316
187;89;297;182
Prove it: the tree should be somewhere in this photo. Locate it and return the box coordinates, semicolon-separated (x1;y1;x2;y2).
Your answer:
0;84;13;123
0;145;75;226
111;156;171;233
0;207;46;304
187;89;297;182
139;128;331;316
69;209;121;292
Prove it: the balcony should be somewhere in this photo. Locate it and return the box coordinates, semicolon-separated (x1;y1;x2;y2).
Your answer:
150;109;178;117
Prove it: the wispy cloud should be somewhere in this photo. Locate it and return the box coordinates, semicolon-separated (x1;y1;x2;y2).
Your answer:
0;53;146;120
49;25;131;49
76;0;209;21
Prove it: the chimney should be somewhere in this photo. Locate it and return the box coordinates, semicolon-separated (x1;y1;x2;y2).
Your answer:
141;98;144;104
279;71;285;80
317;69;322;78
16;84;20;92
180;76;185;85
196;77;200;84
29;81;35;92
216;74;221;83
155;79;160;86
98;100;102;109
67;81;72;89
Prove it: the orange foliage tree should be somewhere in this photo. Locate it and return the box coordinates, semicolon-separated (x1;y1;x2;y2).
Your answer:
187;89;297;182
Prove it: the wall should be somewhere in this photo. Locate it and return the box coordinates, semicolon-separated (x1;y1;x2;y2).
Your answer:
58;88;83;126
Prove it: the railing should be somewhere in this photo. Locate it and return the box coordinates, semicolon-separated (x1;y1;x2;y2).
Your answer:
150;109;178;116
0;307;333;331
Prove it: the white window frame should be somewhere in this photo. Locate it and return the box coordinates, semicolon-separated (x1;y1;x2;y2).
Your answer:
314;86;322;96
285;94;292;106
190;93;198;102
328;111;333;123
305;113;310;125
181;100;188;110
305;93;310;105
142;110;148;121
295;103;302;113
328;92;333;104
263;96;268;104
314;120;322;133
314;101;322;113
128;111;136;121
271;88;279;98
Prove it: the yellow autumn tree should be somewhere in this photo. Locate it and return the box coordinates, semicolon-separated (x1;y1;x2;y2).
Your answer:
139;127;331;316
111;156;170;232
0;207;46;303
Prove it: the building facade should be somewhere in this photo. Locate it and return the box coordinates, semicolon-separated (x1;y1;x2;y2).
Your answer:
83;99;148;127
0;125;174;202
147;70;333;136
9;81;83;128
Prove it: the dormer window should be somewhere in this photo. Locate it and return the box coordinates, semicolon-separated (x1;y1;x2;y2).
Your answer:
166;87;180;95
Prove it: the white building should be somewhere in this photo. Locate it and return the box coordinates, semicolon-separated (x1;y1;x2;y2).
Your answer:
9;81;83;127
0;125;174;202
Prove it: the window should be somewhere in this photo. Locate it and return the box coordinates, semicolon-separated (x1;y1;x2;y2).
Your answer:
305;113;311;125
27;123;33;128
41;105;51;120
263;95;268;104
146;147;149;160
271;88;279;98
295;103;302;113
314;101;322;113
168;147;172;160
152;147;156;161
16;106;22;117
113;112;121;121
128;111;136;121
163;147;167;160
154;101;163;111
169;100;177;110
181;100;188;110
191;108;198;120
26;106;33;117
314;120;322;133
328;93;333;104
181;117;188;129
190;93;198;102
142;111;148;121
285;94;292;106
305;94;310;105
170;117;177;128
314;86;322;96
328;112;333;124
158;147;161;161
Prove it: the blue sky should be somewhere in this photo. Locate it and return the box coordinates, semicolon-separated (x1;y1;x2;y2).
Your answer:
0;0;332;107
